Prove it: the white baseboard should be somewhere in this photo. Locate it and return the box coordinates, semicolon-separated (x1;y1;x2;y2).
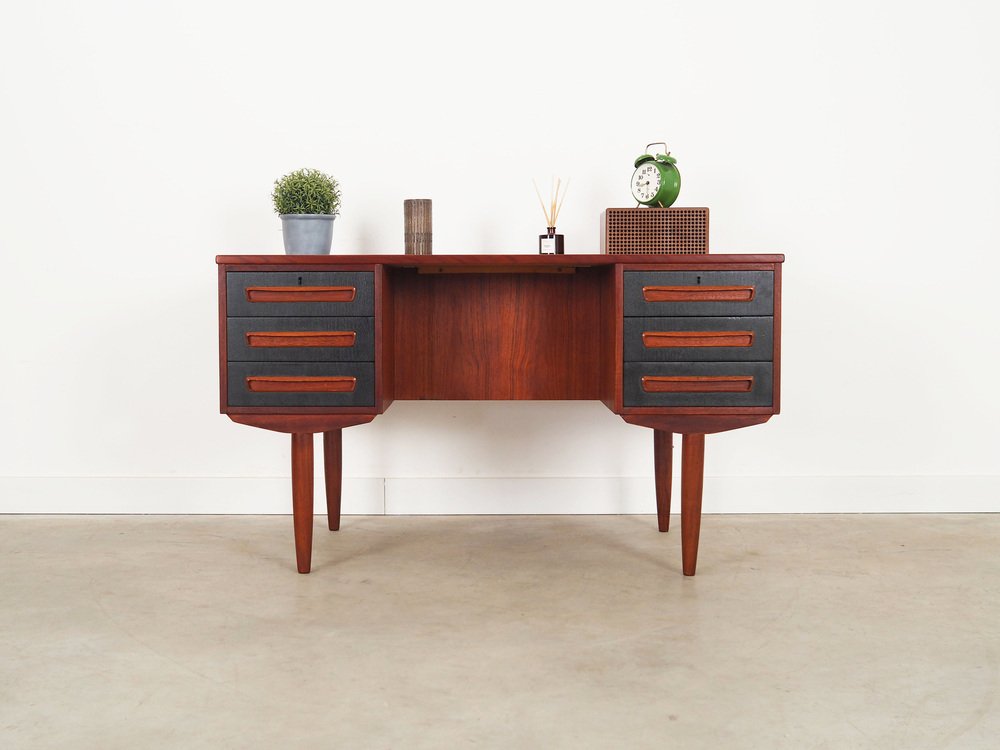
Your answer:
0;475;997;514
386;475;1000;514
0;477;385;515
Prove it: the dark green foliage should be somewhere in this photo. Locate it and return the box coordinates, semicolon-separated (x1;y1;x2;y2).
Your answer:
272;168;342;215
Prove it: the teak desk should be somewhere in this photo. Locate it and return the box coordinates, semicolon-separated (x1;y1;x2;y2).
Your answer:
217;253;783;575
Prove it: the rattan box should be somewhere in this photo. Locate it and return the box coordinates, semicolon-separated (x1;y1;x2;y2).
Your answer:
601;207;709;254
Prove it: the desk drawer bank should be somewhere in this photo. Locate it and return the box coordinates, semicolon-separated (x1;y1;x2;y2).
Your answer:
217;254;783;575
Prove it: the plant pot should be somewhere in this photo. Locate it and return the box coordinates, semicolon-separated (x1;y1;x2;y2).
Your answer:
280;214;335;255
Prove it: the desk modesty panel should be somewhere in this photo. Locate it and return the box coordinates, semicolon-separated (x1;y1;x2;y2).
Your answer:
217;253;784;576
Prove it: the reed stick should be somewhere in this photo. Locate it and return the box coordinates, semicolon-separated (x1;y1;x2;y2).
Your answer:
552;178;560;228
553;179;569;226
532;178;551;226
533;176;568;228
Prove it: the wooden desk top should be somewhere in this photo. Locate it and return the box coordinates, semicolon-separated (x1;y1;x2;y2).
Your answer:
217;253;785;267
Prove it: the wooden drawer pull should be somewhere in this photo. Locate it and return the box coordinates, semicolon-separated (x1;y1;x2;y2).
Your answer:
246;376;357;393
642;330;754;348
246;331;357;348
641;375;754;393
642;285;755;303
245;286;357;303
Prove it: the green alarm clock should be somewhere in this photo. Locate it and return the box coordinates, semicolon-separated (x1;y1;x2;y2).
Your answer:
631;142;681;207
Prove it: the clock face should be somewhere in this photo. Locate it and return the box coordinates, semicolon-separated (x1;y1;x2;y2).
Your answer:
632;163;661;203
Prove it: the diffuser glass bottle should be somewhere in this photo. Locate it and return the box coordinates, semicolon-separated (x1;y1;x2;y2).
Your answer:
534;178;568;255
539;227;564;254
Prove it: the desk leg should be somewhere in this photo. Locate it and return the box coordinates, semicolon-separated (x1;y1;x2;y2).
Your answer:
681;433;705;577
653;430;673;532
291;433;314;574
323;429;343;531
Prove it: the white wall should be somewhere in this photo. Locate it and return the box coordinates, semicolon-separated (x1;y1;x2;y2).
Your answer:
1;0;998;513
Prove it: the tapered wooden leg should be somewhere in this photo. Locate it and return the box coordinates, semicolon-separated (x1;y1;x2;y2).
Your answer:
681;433;706;577
653;430;673;532
290;433;314;574
323;429;343;531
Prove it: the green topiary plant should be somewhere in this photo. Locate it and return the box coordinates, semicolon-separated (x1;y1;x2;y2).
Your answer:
272;168;342;216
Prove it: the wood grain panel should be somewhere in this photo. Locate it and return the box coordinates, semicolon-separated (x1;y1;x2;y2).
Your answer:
773;263;782;414
611;264;624;412
622;413;772;435
642;330;753;348
246;331;357;348
641;376;754;393
228;414;375;433
323;430;343;531
218;253;786;267
391;267;608;399
642;285;754;303
290;433;313;574
681;433;705;576
653;430;673;532
246;376;357;393
218;265;228;413
246;286;356;303
417;265;577;274
376;264;395;412
599;263;620;411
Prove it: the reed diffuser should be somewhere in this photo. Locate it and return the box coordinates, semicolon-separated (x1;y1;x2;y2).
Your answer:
533;178;568;254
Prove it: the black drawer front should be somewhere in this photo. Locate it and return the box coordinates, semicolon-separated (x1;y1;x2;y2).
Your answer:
228;362;375;407
227;317;374;362
623;361;773;407
227;272;374;317
624;316;773;362
624;271;773;317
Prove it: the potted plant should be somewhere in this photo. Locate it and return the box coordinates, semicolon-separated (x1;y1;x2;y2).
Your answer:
272;168;342;254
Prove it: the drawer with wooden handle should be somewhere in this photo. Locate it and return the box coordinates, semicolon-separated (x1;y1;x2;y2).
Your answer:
227;362;375;407
624;271;773;317
624;316;773;362
226;271;374;317
623;361;773;407
227;316;374;362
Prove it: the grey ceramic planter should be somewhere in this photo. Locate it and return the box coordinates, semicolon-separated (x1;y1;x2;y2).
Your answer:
280;214;336;255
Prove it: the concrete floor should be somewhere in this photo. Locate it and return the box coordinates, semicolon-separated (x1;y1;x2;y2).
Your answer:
1;515;998;749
